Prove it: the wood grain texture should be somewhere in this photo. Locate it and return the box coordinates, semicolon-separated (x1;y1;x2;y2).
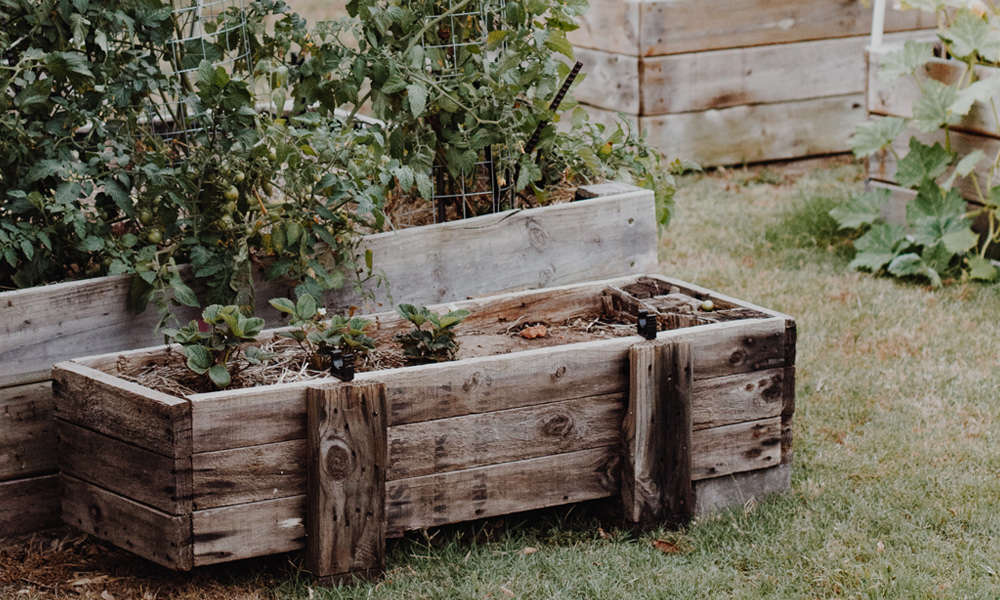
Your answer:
52;362;191;459
193;495;306;566
0;188;653;385
569;0;935;57
386;446;621;535
0;474;60;537
306;382;387;580
622;341;693;528
188;317;788;453
574;47;641;115
387;393;625;481
57;419;192;515
693;463;791;516
691;368;787;431
691;417;782;481
61;473;192;570
0;381;54;481
193;439;307;510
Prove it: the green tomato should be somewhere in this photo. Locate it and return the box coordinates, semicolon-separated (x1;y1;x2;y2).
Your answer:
261;181;274;195
220;215;234;228
222;201;237;214
224;186;239;202
234;171;246;183
138;210;154;225
146;229;163;245
268;148;278;162
313;172;323;183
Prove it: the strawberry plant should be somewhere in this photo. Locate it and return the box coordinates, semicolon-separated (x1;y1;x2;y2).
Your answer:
844;1;1000;285
269;293;375;368
162;304;273;389
393;303;469;363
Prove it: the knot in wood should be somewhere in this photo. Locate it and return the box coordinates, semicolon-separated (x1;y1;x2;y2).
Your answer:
538;267;554;287
728;348;746;365
324;440;354;481
541;411;574;438
527;220;549;251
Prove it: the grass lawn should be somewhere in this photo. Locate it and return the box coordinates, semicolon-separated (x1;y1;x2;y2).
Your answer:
5;157;1000;599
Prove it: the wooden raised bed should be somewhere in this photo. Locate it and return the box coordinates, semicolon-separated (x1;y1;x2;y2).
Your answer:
53;274;795;579
568;0;935;166
0;185;655;539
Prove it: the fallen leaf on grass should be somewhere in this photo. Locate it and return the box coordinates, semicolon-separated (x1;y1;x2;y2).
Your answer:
500;585;516;598
521;547;537;555
597;526;610;540
652;539;682;554
520;325;547;339
876;541;885;554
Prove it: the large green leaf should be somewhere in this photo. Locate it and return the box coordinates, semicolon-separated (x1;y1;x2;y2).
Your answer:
908;182;973;248
849;224;908;271
207;364;231;388
406;82;428;118
849;118;905;158
941;150;984;190
185;345;213;374
968;255;999;280
895;139;953;188
888;253;943;287
940;8;1000;60
830;189;890;230
950;77;1000;117
912;79;961;133
878;40;935;81
44;52;94;86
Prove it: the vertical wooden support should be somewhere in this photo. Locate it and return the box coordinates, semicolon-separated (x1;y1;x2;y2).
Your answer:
306;381;387;584
622;340;693;529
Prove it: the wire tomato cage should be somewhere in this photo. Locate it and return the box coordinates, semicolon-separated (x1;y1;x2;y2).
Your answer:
138;0;251;143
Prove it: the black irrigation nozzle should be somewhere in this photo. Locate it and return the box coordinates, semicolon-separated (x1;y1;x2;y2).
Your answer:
637;309;657;340
326;348;355;382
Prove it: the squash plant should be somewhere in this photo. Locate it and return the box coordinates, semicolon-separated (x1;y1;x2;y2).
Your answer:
842;0;1000;285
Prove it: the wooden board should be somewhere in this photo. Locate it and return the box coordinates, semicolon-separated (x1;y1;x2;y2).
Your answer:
306;382;387;581
693;463;791;516
0;474;61;537
581;95;866;167
691;417;782;481
61;474;193;570
0;381;54;481
622;340;692;528
193;496;306;566
691;368;788;431
386;393;625;481
187;317;789;453
192;439;307;510
57;419;192;515
52;362;191;459
568;0;936;57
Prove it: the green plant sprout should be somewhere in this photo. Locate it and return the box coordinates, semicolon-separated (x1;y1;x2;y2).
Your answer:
162;304;273;389
269;294;375;369
393;303;469;363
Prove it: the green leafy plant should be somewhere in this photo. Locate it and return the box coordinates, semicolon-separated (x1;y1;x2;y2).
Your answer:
845;2;1000;285
162;304;272;389
393;303;469;363
269;294;375;368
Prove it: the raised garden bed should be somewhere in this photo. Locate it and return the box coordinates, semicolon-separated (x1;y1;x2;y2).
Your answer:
0;185;655;539
53;273;795;579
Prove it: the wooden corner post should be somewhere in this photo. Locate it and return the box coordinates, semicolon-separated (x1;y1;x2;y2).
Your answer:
622;340;693;529
306;381;388;584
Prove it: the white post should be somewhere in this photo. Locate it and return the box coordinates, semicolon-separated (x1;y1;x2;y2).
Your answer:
871;0;888;50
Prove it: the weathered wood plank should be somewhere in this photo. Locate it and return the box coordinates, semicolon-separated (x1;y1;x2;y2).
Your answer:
192;439;307;510
52;362;191;459
306;382;387;581
622;340;693;528
57;419;192;515
188;317;788;452
691;368;787;431
693;463;791;516
574;47;641;115
0;381;54;481
586;95;866;167
0;474;60;537
1;189;654;385
193;496;306;566
386;446;621;535
347;191;657;309
61;474;192;570
387;393;625;481
569;0;935;58
691;417;782;481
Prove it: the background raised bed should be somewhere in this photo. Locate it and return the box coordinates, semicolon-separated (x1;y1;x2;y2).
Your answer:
568;0;936;167
0;186;655;539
